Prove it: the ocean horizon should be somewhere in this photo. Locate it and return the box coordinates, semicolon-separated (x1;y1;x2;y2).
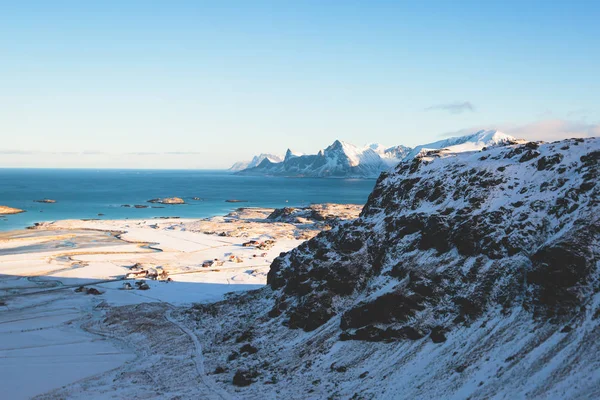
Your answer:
0;168;376;231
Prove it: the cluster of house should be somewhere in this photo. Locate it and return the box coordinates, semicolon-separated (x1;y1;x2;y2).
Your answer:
242;239;276;250
202;259;226;268
117;239;277;292
201;247;269;267
125;263;170;281
122;281;150;290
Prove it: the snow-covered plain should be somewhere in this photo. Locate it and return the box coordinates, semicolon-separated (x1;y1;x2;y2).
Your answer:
0;213;312;399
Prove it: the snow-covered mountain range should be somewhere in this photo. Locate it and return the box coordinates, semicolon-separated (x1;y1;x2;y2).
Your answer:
189;137;600;398
232;129;519;178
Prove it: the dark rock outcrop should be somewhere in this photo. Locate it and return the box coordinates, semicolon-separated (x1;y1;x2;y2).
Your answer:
233;369;258;387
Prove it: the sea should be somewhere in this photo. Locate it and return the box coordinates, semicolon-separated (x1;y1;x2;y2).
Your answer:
0;169;376;232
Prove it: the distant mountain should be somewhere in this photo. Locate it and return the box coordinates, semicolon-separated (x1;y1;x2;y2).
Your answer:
232;130;518;178
236;140;398;178
229;153;284;171
376;144;412;166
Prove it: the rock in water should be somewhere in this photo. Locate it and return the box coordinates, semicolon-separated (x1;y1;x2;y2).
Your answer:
0;206;25;215
147;197;185;204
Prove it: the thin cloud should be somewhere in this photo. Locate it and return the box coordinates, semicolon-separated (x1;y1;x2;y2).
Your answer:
125;151;205;156
0;150;107;156
425;101;475;114
127;152;159;156
0;150;37;155
1;150;205;157
163;151;205;155
502;119;599;141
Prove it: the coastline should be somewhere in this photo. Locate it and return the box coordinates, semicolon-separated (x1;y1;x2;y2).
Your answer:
0;204;361;399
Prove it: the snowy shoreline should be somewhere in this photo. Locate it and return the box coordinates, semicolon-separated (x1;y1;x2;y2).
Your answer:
0;205;361;399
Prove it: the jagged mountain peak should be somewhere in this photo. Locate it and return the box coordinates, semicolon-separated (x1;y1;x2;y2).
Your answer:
284;149;303;162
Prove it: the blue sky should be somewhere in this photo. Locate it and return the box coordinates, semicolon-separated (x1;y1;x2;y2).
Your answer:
1;0;598;168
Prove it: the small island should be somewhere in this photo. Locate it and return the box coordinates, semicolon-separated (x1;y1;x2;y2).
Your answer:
147;197;186;205
225;199;249;203
34;199;56;203
0;205;25;215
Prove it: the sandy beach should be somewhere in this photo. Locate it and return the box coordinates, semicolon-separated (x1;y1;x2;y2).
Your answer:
0;204;360;399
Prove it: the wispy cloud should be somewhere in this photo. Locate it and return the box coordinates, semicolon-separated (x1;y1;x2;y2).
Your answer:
0;150;203;157
502;119;600;141
125;151;206;156
0;150;35;155
163;151;205;155
127;152;158;156
425;101;475;114
439;118;600;141
0;150;107;156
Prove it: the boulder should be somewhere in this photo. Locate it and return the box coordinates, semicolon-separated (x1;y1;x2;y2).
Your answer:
233;369;258;387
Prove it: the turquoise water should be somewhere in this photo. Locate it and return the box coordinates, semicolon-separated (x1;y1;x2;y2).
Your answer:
0;169;375;231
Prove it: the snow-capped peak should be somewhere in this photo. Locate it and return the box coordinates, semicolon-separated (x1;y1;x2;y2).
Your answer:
366;143;388;153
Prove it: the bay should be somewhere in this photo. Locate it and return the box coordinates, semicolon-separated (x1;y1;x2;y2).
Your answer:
0;169;375;231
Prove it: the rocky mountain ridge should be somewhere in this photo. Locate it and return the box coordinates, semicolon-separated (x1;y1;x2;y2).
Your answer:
187;136;599;399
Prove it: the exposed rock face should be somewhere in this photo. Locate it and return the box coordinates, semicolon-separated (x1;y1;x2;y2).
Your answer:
0;206;25;215
267;138;599;339
148;197;185;205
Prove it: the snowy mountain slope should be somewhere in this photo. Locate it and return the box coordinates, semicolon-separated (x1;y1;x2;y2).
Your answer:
404;129;519;160
184;137;599;399
229;153;284;171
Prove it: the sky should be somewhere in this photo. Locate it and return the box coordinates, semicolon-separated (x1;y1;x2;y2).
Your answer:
0;0;598;169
